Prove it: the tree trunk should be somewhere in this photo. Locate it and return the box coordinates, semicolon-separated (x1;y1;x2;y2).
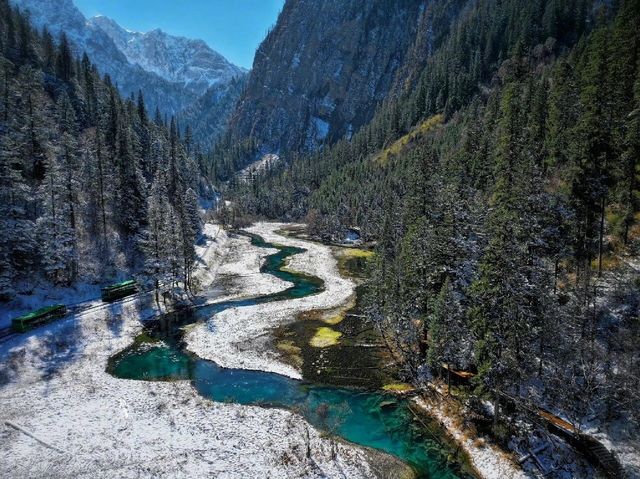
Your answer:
538;339;544;378
624;160;635;244
598;194;605;276
3;73;8;123
97;139;107;242
305;425;311;459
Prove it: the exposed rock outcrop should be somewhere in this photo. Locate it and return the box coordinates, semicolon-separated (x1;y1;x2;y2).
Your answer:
228;0;428;155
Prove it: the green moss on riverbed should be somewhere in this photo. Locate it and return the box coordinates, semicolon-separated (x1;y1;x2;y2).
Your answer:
309;326;343;347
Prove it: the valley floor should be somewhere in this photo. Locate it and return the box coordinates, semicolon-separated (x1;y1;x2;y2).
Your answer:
0;222;538;479
186;222;357;379
0;223;382;479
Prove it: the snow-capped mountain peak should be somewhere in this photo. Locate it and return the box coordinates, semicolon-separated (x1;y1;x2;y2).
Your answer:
10;0;246;118
13;0;86;33
88;15;246;89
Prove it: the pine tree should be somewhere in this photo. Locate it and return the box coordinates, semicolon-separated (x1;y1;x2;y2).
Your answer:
81;52;97;125
38;153;77;285
0;100;38;292
94;133;110;243
179;187;200;289
427;278;465;392
0;132;22;299
41;27;55;73
620;64;640;243
16;10;36;65
153;106;163;127
468;83;544;424
57;93;80;237
573;27;613;276
184;125;193;157
168;116;180;197
115;126;146;235
55;33;73;83
141;174;172;303
136;89;147;125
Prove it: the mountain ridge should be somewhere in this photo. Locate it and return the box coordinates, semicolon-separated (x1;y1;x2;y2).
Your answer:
10;0;246;122
88;15;246;91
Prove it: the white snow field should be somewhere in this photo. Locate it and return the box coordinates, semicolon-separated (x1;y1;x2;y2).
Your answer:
0;224;383;479
186;222;356;379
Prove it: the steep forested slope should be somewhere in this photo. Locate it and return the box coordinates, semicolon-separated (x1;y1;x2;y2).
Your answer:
225;0;640;474
177;76;248;151
0;0;206;301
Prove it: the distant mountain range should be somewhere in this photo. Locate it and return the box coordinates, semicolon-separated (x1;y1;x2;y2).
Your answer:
89;15;245;91
12;0;246;145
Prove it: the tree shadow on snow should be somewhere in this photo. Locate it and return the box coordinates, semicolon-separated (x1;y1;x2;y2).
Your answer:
105;303;125;338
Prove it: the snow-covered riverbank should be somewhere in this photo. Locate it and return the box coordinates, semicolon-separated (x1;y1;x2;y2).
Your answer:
186;223;356;379
197;226;290;302
413;395;528;479
0;223;383;479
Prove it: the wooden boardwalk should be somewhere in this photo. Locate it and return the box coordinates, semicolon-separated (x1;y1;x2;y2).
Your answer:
538;410;577;435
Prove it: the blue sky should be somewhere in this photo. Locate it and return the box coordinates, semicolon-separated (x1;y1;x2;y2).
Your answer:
74;0;285;69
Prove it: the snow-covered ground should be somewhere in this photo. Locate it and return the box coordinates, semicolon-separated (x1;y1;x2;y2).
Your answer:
588;254;640;478
185;223;356;379
590;419;640;479
196;227;290;302
191;223;229;289
413;394;530;479
0;223;381;479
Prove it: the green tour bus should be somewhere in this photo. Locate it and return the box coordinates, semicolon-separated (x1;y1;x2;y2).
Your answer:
11;305;67;333
101;279;138;302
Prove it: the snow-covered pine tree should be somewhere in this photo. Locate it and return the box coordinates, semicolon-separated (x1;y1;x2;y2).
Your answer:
38;152;77;286
140;173;172;302
427;278;466;392
468;82;550;426
0;132;22;300
166;204;183;286
180;187;201;289
115;126;147;236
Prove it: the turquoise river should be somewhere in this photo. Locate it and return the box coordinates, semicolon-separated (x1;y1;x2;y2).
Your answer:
108;232;472;479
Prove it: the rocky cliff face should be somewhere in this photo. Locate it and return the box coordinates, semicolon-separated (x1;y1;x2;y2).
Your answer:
227;0;427;155
11;0;245;127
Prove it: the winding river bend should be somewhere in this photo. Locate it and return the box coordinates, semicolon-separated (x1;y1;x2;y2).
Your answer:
108;232;470;479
